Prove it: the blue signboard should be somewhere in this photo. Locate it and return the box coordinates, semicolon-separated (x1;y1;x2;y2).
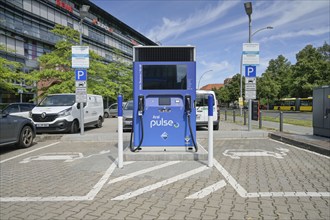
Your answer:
75;69;87;81
245;65;256;77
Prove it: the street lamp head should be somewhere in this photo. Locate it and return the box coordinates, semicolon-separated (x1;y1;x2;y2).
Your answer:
79;5;90;19
244;2;253;16
266;26;274;30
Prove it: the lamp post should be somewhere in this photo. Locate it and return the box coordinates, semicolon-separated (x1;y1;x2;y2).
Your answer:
198;70;213;89
79;5;90;45
78;4;89;135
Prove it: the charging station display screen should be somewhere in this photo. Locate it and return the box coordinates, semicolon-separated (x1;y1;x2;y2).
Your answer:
142;65;187;90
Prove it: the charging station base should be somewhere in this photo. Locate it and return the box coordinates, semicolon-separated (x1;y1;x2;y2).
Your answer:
124;143;208;161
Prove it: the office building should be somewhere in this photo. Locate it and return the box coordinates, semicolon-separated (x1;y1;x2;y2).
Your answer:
0;0;156;103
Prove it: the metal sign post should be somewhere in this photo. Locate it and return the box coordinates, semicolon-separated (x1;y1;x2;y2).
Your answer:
72;47;89;135
243;44;259;132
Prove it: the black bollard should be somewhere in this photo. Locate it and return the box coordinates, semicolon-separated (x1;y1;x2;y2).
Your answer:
233;110;236;123
279;111;283;132
259;111;262;129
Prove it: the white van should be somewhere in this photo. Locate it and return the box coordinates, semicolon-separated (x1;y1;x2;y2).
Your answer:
31;93;104;133
196;90;219;130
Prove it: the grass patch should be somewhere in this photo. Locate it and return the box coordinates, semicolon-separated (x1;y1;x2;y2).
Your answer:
262;116;312;127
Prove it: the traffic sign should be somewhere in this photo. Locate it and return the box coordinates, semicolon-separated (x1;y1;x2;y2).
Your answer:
75;81;87;88
242;43;259;65
76;87;87;103
245;90;256;100
75;69;87;81
245;66;256;77
72;46;89;68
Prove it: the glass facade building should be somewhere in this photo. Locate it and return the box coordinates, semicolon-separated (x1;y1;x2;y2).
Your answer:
0;0;156;103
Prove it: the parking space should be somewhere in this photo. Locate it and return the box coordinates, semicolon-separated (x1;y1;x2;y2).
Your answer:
0;137;329;219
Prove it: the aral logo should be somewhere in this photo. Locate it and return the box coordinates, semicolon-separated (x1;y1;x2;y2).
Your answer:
150;117;179;128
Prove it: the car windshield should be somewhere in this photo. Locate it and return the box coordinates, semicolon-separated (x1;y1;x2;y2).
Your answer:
39;95;75;107
124;101;133;110
196;94;214;107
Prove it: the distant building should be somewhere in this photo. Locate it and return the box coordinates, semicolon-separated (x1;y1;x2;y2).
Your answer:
200;83;224;91
0;0;156;103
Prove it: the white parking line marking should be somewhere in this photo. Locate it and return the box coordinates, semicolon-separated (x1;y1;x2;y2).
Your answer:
213;158;330;198
270;139;330;159
186;180;226;199
0;142;60;164
213;158;248;197
0;159;117;202
108;161;180;185
111;165;209;201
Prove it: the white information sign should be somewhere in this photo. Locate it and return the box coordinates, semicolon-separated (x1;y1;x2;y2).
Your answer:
75;87;87;103
75;81;87;88
242;43;259;65
245;90;256;100
245;77;256;90
72;46;89;69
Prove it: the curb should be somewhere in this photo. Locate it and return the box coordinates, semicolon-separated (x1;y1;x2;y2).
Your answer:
268;132;330;156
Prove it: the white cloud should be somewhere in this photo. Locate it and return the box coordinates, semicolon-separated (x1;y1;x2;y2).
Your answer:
268;1;329;28
259;26;329;42
146;1;239;42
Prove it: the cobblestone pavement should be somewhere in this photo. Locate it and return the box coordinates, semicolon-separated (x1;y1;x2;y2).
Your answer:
1;135;329;219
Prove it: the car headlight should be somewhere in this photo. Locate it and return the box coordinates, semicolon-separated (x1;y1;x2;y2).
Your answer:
58;107;72;117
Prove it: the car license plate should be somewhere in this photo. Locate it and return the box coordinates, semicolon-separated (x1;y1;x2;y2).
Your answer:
36;124;49;127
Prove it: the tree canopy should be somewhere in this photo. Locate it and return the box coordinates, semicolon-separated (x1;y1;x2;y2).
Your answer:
0;45;33;93
32;24;133;102
213;42;330;106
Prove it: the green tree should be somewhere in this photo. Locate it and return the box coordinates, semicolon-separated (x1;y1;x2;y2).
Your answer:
0;45;33;93
32;24;132;101
257;73;280;107
215;86;230;106
291;43;330;97
263;55;292;99
226;73;242;102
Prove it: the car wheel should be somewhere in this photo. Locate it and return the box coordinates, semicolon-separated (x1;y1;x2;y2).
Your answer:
18;126;34;148
104;112;109;118
96;117;103;128
70;120;79;134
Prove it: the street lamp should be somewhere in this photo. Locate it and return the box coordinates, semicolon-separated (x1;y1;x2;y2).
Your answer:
198;70;213;89
244;2;252;43
244;2;253;131
251;26;273;40
78;5;89;135
79;5;90;45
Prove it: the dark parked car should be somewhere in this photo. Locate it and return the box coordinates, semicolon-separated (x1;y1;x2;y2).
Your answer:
1;103;36;118
123;100;133;131
0;112;36;148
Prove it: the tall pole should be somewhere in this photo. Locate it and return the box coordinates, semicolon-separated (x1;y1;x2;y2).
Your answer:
239;54;243;115
79;18;84;135
247;11;252;131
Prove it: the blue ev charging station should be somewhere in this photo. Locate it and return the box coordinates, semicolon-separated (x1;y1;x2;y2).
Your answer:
131;46;197;152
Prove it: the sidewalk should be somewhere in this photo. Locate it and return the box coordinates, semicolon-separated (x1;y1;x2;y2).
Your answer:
220;115;329;156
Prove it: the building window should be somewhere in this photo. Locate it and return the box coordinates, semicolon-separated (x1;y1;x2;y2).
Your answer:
47;8;55;22
23;0;32;12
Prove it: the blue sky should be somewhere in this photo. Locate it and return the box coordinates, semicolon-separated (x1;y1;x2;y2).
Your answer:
91;0;329;88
